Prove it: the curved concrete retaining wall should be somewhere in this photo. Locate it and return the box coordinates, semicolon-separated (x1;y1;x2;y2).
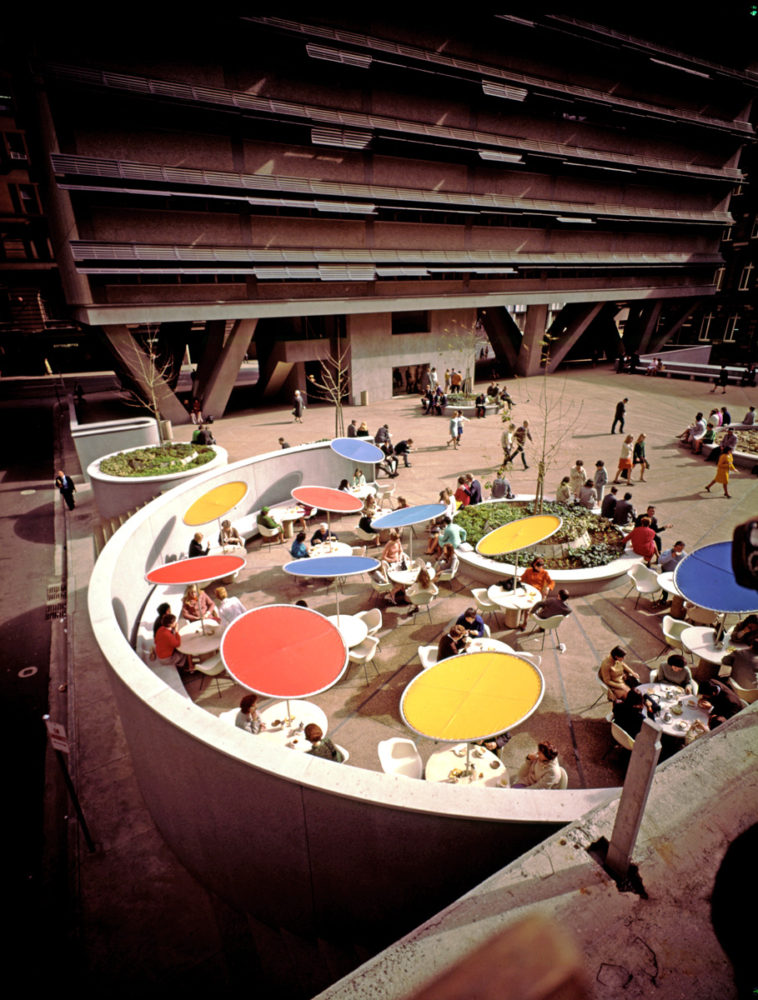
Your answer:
88;442;617;942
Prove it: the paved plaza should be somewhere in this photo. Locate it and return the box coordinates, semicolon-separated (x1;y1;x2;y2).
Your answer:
59;364;757;996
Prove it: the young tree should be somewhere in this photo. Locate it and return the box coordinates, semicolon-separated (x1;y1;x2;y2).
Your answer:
118;330;183;442
307;344;350;438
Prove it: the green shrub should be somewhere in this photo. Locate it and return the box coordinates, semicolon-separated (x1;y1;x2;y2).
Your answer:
100;444;215;478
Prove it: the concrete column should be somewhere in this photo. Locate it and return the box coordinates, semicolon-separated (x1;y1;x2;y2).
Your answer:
514;304;548;377
545;303;604;373
200;319;257;420
193;320;227;396
102;325;190;425
480;308;521;371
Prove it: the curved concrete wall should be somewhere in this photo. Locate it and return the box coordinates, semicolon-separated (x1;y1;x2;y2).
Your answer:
88;441;616;942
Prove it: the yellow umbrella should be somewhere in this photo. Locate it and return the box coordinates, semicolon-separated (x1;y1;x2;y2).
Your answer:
476;514;561;556
183;481;248;527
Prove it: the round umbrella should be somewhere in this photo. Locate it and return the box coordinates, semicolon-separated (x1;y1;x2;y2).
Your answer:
221;605;348;721
674;541;758;640
401;650;545;774
283;555;379;617
476;514;562;586
146;554;246;633
292;484;363;543
183;481;248;527
330;438;384;463
371;503;447;558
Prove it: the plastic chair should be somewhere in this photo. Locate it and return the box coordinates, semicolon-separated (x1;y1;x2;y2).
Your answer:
417;645;439;670
376;484;395;509
193;654;227;697
370;577;393;605
729;678;758;705
589;666;615;709
557;766;569;789
437;554;460;583
625;564;661;608
334;744;350;764
377;737;423;779
258;523;283;547
407;589;436;623
659;614;691;658
517;651;542;669
355;525;379;545
348;635;380;684
524;614;564;651
611;721;636;751
470;587;501;630
356;608;382;635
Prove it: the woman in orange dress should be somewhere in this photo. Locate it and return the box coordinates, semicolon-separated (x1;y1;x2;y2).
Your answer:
705;446;735;498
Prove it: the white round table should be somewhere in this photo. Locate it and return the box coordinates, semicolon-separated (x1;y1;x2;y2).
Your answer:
178;620;221;656
681;626;735;666
257;700;329;752
327;614;368;649
348;485;376;500
271;504;305;539
425;743;508;787
486;583;541;628
657;571;686;617
387;564;436;588
636;682;710;738
466;638;515;654
310;541;353;559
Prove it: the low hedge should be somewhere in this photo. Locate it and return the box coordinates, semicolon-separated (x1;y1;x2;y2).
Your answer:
99;444;216;478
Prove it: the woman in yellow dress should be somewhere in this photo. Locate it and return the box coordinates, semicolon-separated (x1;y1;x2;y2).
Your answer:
705;446;735;498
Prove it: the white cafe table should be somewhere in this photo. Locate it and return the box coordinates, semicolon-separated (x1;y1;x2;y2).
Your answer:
425;743;508;787
486;583;541;628
681;626;745;668
657;571;686;617
466;637;515;654
257;700;329;752
387;564;436;588
636;682;710;739
178;620;221;657
327;614;368;649
271;504;305;539
310;541;353;559
348;484;377;500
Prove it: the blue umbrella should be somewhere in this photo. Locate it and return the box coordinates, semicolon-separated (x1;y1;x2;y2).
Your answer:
330;438;384;463
674;542;758;615
283;555;380;617
371;503;446;558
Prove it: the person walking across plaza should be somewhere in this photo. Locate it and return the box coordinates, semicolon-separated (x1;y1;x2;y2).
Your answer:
55;470;76;510
293;389;305;423
611;398;628;434
704;446;736;498
510;421;532;469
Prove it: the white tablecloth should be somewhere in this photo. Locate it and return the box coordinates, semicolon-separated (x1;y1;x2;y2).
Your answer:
425;744;508;787
258;700;329;752
636;682;710;738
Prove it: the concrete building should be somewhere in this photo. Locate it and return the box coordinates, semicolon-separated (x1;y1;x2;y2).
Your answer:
4;13;757;415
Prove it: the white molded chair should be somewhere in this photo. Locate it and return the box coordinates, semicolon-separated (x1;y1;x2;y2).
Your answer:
334;744;350;764
589;666;615;709
437;554;460;583
660;614;690;657
355;525;379;545
729;678;758;705
557;766;569;790
370;576;393;604
193;654;227;698
611;721;636;751
348;635;380;684
377;737;423;779
356;608;382;635
219;707;239;724
376;484;395;509
517;651;542;669
625;564;661;608
524;614;565;651
418;645;439;670
470;587;501;629
407;589;437;623
258;523;283;546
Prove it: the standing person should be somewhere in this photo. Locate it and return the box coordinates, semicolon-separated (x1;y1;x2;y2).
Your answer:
510;421;532;469
450;369;462;391
594;460;608;503
568;460;586;499
444;368;451;391
55;470;76;510
448;411;461;448
611;398;628;434
293;389;305;423
704;447;736;498
346;419;358;437
465;473;482;505
454;476;471;507
711;365;729;394
632;433;648;482
612;435;634;484
501;423;515;466
429;366;438;390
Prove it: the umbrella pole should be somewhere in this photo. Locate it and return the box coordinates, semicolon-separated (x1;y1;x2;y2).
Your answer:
465;742;472;778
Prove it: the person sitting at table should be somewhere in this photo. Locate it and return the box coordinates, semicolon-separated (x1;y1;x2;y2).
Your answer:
406;567;438;615
290;531;310;559
358;506;381;546
512;741;562;789
612;688;646;738
215;586;246;630
257;507;283;542
731;614;758;644
439;516;467;549
456;606;485;638
218;519;243;548
424;524;441;557
479;731;511;762
659;540;687;573
624;516;658;566
698;679;742;719
181;584;220;624
380;531;405;596
532;588;572;621
153;602;171;636
304;724;344;762
600;645;640;699
722;638;758;690
433;543;459;578
235;693;265;735
437;623;468;661
351;468;366;489
154;614;190;671
311;523;338;546
356;421;369;437
188;531;209;558
338;479;350;492
521;557;554;598
657;653;696;694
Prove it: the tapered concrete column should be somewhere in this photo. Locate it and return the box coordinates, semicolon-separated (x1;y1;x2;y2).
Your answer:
514;304;548;377
545;303;603;373
480;308;521;370
200;319;257;419
102;325;190;425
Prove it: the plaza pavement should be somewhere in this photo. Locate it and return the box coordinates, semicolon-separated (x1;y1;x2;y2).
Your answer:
56;364;758;996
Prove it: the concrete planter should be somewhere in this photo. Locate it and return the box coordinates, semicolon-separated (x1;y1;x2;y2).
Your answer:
88;444;229;520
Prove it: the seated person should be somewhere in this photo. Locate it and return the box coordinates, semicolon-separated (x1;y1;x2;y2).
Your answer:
235;693;265;735
698;679;742;719
181;584;219;624
555;477;572;504
406;567;439;613
578;481;598;509
456;607;485;638
256;507;283;539
304;724;344;762
218;519;243;548
153;602;171;637
624;516;658;565
338;479;350;492
438;517;467;549
600;487;618;519
742;405;756;424
521;557;554;598
611;492;635;526
356;422;369;437
215;586;246;630
657;653;695;694
600;645;640;699
424;524;441;556
659;540;687;573
311;523;338;546
512;741;562;789
491;470;513;500
378;443;398;478
722;638;758;690
358;507;380;545
290;531;310;559
533;589;571;620
433;543;459;577
351;468;367;489
475;393;487;418
154;614;189;670
381;529;404;570
188;531;209;558
437;623;468;661
731;614;758;645
693;422;716;454
612;688;646;738
393;439;413;467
